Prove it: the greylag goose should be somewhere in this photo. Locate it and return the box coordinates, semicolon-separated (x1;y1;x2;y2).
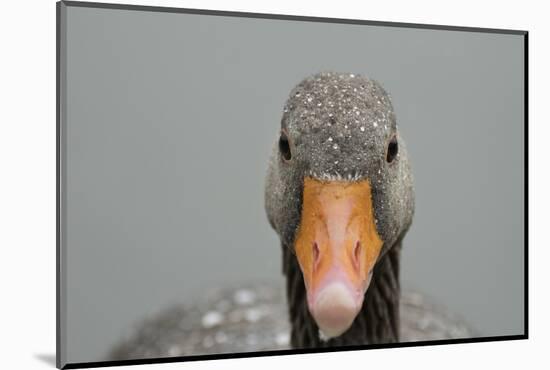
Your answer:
108;72;476;361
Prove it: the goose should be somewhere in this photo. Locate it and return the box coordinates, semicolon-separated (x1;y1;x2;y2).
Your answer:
264;71;415;347
109;73;478;360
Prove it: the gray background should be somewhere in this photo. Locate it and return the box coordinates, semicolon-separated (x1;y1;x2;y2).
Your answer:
62;4;524;364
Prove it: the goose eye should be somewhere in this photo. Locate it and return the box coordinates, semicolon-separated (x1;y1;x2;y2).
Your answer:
386;135;398;163
279;131;292;162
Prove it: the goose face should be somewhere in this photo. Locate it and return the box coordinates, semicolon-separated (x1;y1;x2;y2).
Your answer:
265;72;414;339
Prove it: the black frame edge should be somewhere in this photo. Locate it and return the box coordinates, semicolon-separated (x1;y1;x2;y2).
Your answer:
62;335;527;369
61;0;527;35
523;32;529;338
56;1;62;369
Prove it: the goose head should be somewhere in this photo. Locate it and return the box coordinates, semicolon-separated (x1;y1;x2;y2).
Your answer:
265;72;414;340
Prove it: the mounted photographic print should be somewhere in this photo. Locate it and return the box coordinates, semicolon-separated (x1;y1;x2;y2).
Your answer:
57;1;527;368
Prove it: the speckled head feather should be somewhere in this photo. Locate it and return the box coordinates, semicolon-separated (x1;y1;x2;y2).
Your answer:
265;71;415;346
265;71;414;254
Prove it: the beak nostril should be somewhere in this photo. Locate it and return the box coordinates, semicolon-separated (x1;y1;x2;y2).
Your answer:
353;241;362;271
312;242;320;270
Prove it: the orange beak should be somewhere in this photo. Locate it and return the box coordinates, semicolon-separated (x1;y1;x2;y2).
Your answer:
294;177;383;338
